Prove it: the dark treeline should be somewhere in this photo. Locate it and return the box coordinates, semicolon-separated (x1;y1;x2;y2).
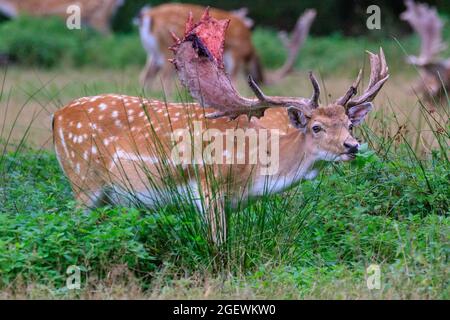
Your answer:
112;0;450;35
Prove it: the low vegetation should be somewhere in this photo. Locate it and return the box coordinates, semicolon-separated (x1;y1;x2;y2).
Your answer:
0;112;448;298
0;15;448;299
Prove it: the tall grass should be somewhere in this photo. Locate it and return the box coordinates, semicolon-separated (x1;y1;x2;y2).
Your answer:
0;40;448;298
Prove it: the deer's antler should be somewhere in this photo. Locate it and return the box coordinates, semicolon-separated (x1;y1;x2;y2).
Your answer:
267;9;317;83
170;8;319;120
400;0;447;66
336;48;389;109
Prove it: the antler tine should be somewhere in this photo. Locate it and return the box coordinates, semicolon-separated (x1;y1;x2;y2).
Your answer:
367;51;381;89
335;69;362;107
248;73;319;114
401;0;446;65
172;10;311;120
184;11;195;35
308;72;320;108
345;48;389;108
277;31;290;50
267;9;317;83
247;75;309;107
247;75;270;104
380;47;388;77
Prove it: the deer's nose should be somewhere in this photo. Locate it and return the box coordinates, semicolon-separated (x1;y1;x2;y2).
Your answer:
344;141;359;154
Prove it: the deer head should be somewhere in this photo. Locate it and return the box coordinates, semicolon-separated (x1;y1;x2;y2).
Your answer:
170;9;389;161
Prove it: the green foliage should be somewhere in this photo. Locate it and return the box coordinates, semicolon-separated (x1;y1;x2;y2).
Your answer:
0;82;448;294
112;0;450;35
298;153;449;266
1;14;449;74
0;142;447;295
0;13;448;297
0;16;145;68
0;16;77;67
0;152;155;286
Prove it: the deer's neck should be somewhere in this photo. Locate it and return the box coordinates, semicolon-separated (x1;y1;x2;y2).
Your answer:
250;130;317;196
278;130;317;181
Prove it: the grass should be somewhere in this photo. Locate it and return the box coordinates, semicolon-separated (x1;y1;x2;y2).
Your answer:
0;141;448;298
0;96;448;298
0;17;449;299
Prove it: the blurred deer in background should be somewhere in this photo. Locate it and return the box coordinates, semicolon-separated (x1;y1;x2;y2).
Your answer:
0;0;124;33
401;0;450;107
135;3;316;90
52;10;388;243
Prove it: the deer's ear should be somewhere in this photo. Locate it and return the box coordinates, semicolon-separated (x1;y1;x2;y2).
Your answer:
287;106;309;131
347;102;373;126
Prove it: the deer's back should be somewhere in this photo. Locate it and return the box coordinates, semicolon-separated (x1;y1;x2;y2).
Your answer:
147;3;255;59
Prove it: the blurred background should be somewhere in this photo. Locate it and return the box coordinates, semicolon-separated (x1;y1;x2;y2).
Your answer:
0;0;448;151
0;0;448;71
111;0;450;35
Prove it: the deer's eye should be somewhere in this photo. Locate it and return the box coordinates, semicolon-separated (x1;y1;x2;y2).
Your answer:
349;124;354;131
312;125;322;133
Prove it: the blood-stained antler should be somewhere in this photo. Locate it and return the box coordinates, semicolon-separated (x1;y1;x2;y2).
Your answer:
268;9;317;83
170;8;319;119
336;48;389;109
400;0;447;66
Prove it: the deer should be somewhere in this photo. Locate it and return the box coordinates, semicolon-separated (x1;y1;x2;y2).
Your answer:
135;3;316;90
52;10;389;244
0;0;124;34
400;0;450;107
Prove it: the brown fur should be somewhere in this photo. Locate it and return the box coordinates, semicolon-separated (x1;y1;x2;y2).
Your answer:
138;3;262;89
53;96;361;243
53;95;355;219
414;63;450;108
308;105;357;159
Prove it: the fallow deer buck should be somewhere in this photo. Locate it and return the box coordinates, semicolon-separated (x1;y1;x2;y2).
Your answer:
401;0;450;106
53;10;389;243
0;0;124;33
136;3;316;89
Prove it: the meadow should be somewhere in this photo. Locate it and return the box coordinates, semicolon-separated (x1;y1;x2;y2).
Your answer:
0;17;448;299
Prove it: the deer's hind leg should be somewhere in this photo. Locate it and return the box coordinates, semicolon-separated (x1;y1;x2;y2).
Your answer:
73;187;108;212
69;169;109;212
140;56;162;89
60;157;110;212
